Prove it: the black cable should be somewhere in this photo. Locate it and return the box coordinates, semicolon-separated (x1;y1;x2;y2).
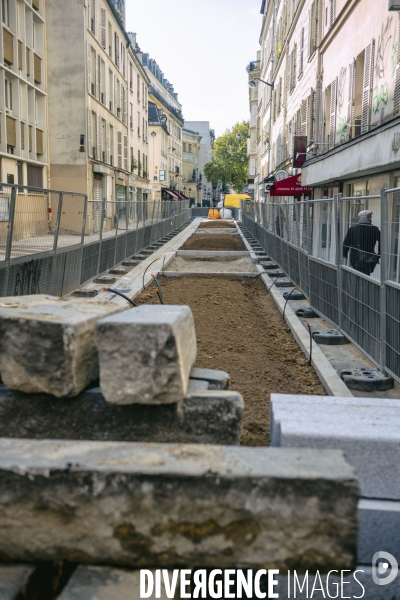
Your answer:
152;274;164;304
306;322;312;366
266;273;284;293
104;287;137;307
283;287;298;320
142;258;162;291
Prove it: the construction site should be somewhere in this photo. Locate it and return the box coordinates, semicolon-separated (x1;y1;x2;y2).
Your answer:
0;207;399;599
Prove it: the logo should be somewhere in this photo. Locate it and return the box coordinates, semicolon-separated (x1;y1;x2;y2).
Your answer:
372;551;399;586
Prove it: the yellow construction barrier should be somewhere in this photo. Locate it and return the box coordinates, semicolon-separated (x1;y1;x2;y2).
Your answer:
208;209;220;220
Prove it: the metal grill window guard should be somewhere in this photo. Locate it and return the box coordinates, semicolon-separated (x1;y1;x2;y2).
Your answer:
0;183;190;298
241;187;400;383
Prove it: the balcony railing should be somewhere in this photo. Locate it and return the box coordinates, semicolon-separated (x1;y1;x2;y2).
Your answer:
148;86;184;125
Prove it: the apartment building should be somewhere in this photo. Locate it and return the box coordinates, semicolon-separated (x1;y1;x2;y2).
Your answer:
184;121;215;206
253;0;400;205
0;0;47;188
182;127;201;206
127;34;150;204
136;51;184;202
46;0;131;234
247;52;261;201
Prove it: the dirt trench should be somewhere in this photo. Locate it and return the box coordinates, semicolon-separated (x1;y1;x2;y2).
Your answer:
137;275;326;446
198;221;236;228
181;234;246;252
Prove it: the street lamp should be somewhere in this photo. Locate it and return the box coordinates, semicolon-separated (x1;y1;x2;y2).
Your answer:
151;131;156;137
249;77;274;89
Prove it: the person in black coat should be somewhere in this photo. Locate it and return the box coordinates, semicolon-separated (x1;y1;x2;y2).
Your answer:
343;209;380;275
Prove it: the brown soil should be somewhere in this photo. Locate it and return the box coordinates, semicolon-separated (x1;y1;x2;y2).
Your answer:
181;234;246;251
199;221;236;228
137;275;326;447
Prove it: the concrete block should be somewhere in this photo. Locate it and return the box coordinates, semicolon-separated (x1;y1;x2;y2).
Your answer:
58;566;170;600
190;367;230;390
358;499;400;564
271;416;400;499
0;565;34;600
0;385;243;445
96;305;197;405
0;296;122;398
71;289;99;298
0;439;359;569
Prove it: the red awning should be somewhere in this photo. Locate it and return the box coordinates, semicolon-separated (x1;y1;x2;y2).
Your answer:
165;189;180;199
270;174;312;197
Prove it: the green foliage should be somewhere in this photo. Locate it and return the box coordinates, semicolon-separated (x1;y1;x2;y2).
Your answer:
204;121;249;193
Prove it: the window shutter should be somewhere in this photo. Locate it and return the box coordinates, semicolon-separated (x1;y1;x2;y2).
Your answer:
87;42;91;93
346;59;356;140
6;116;16;147
20;121;25;149
88;109;92;158
106;122;110;163
123;134;128;171
117;130;122;168
314;0;319;49
300;28;304;74
123;87;126;123
329;0;336;27
329;78;337;148
361;40;375;134
394;13;400;116
293;43;297;86
308;5;313;56
120;84;123;120
97;54;101;100
97;114;101;160
309;89;316;141
288;50;292;93
114;78;118;115
301;97;308;135
101;8;106;49
105;66;109;108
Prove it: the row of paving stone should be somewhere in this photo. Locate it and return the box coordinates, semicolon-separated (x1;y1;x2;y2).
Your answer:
0;219;362;598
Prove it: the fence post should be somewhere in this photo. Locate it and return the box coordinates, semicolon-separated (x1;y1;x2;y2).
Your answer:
379;185;388;373
53;192;63;251
4;185;17;295
336;193;343;333
81;195;88;246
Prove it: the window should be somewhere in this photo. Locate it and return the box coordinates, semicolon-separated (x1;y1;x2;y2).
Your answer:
108;22;112;57
2;0;9;27
90;0;95;34
299;28;304;76
137;75;140;101
188;144;192;153
142;82;145;107
109;124;113;165
137;111;140;137
183;142;186;152
5;79;12;111
138;150;141;175
129;62;133;90
114;32;119;67
27;164;42;187
130;103;133;129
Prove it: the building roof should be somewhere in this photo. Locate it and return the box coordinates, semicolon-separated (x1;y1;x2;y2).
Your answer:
105;0;131;45
260;0;266;14
183;128;200;136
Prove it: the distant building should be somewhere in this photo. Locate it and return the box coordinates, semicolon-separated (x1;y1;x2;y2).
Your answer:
108;0;125;23
46;0;131;234
136;45;184;202
247;52;261;202
0;0;48;188
184;121;215;206
182;128;202;206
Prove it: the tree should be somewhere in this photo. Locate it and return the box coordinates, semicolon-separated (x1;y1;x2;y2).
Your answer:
204;121;249;193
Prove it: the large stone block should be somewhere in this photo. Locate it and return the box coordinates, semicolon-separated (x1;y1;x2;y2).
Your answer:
0;439;359;570
270;394;400;499
58;566;170;600
0;385;243;445
96;305;197;405
0;565;34;600
358;498;400;564
0;295;123;398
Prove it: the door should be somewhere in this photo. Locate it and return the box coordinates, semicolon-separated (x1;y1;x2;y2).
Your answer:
93;174;103;233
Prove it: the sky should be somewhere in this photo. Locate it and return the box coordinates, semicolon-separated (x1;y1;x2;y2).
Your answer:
125;0;262;137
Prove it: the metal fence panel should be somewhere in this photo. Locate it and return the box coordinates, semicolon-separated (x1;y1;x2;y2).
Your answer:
385;283;400;380
80;242;101;285
309;258;338;324
52;248;83;296
7;255;54;296
340;268;381;363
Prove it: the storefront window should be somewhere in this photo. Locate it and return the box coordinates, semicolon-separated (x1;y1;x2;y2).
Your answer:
389;175;400;283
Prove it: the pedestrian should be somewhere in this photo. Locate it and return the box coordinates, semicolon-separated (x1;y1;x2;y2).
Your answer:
275;207;286;238
343;209;380;275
